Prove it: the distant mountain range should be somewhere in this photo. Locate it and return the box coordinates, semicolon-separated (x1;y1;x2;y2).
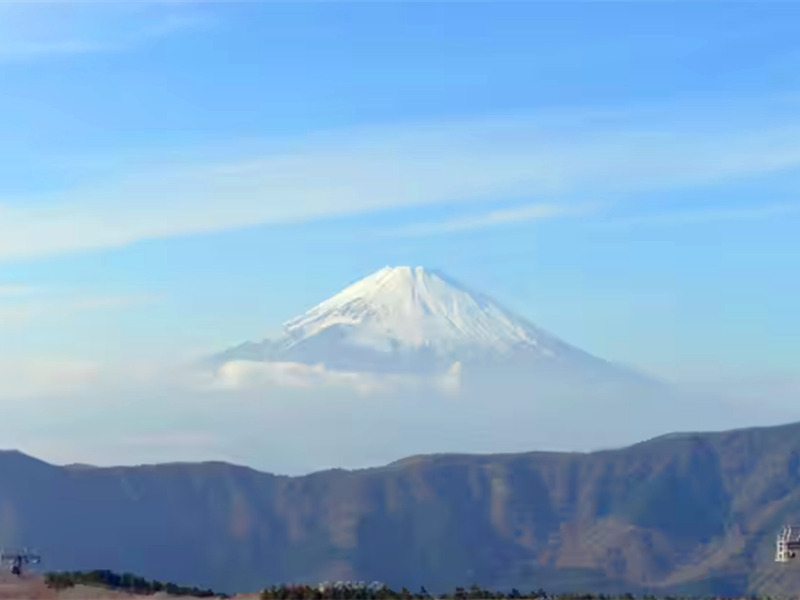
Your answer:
211;266;661;392
4;420;800;596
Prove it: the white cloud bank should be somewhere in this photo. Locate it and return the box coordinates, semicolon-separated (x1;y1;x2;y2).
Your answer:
211;359;462;396
1;356;798;476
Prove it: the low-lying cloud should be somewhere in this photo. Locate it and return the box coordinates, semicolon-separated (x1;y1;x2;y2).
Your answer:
1;356;798;476
212;359;461;395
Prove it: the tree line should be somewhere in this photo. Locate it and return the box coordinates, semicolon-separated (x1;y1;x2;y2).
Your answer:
259;583;769;600
45;569;225;597
44;571;775;600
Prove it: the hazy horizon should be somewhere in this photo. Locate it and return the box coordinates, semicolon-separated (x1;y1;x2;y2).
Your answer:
1;2;799;474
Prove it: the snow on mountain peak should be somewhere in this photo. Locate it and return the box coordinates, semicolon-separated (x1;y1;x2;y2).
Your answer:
282;265;557;356
212;266;662;390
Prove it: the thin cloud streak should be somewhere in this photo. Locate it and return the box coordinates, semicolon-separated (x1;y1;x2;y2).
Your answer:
0;293;159;328
0;358;102;399
0;284;37;297
388;202;598;237
595;202;800;229
3;108;800;262
0;3;210;61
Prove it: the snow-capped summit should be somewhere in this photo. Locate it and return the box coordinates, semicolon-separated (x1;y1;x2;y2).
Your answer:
213;266;654;388
283;265;560;356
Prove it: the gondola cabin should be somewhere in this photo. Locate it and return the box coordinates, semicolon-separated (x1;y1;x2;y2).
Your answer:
0;548;40;576
776;526;800;562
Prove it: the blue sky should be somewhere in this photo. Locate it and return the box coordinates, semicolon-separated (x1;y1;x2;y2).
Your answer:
2;0;800;401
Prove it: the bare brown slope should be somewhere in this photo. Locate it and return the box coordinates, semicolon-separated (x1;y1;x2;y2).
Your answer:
0;573;192;600
3;421;800;595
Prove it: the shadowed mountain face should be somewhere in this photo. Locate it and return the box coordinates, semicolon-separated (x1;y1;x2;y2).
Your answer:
3;421;800;595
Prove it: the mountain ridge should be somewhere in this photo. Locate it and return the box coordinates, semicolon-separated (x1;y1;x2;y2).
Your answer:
2;419;800;595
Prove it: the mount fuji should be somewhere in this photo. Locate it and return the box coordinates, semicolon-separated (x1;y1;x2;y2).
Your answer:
212;266;661;392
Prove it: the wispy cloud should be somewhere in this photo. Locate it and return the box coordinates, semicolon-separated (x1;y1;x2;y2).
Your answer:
0;284;37;297
0;292;158;328
389;202;597;237
0;3;210;61
0;358;101;399
0;39;108;59
595;202;800;228
117;431;222;455
209;359;461;396
3;101;800;262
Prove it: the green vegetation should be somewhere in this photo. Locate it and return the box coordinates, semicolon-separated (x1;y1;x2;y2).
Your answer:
44;570;226;597
259;583;540;599
42;571;773;600
257;584;766;600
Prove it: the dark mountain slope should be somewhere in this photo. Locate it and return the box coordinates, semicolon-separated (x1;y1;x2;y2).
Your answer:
2;421;800;595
